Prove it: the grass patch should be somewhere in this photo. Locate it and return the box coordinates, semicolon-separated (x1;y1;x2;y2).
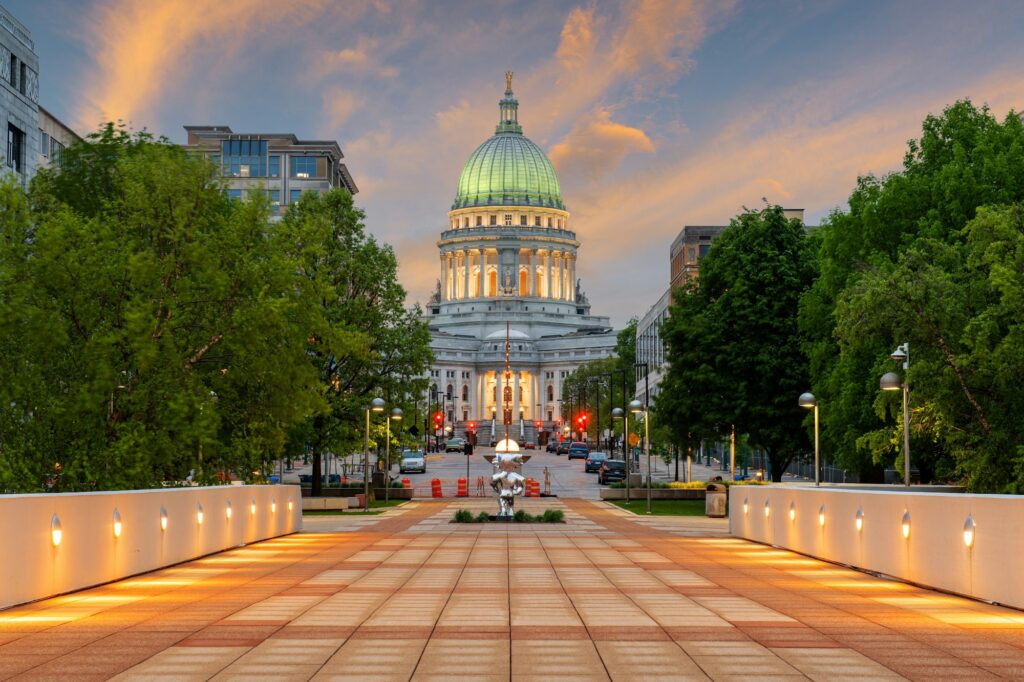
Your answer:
451;508;565;523
610;499;710;516
303;499;406;516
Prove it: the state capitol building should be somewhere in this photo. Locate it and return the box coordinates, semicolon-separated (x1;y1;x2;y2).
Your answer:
425;74;617;445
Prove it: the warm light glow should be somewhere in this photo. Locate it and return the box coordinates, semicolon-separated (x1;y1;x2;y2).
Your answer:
764;501;770;517
226;501;233;520
963;516;975;548
742;499;748;515
901;510;911;539
818;504;825;527
50;514;62;547
250;498;256;516
855;507;864;532
788;502;796;522
288;499;294;512
160;507;168;531
196;503;204;525
113;508;123;538
271;498;277;513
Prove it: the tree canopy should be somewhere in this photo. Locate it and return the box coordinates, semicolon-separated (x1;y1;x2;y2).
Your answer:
0;124;431;492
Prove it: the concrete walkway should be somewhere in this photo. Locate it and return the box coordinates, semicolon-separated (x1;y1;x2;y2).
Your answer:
3;499;1024;680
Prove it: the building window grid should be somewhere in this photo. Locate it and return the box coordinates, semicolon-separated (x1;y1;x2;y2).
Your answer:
221;140;268;177
291;156;318;178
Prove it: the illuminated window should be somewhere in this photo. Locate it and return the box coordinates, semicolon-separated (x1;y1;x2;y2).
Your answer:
504;214;512;226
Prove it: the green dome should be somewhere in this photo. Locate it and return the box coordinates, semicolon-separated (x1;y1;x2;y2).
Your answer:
452;79;564;210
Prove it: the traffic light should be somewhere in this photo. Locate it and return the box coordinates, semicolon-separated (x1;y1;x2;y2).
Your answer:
534;420;541;429
467;421;476;432
433;411;443;428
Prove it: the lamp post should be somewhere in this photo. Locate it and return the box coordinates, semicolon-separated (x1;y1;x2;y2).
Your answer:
385;407;403;505
630;399;651;514
365;397;385;511
612;407;629;502
798;392;820;486
880;342;911;487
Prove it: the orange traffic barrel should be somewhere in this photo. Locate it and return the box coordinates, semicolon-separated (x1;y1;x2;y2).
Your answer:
431;478;443;498
402;477;411;489
457;477;468;497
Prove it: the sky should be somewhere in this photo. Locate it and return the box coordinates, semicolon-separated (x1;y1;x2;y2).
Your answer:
8;0;1024;327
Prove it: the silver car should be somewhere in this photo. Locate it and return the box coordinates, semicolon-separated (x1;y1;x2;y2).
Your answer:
399;450;426;474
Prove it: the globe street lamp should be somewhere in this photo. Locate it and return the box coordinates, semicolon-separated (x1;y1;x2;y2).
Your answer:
365;397;386;510
630;399;651;515
798;392;820;486
612;407;629;503
385;407;403;505
880;342;911;487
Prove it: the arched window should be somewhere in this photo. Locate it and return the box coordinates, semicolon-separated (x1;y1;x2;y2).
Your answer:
430;383;437;396
461;385;468;401
547;385;554;401
446;384;453;399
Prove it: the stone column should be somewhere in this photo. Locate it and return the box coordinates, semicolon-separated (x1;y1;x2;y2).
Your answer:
530;249;537;297
531;373;539;421
462;249;470;300
569;254;575;302
512;371;520;423
476;373;484;420
440;252;448;301
545;250;552;299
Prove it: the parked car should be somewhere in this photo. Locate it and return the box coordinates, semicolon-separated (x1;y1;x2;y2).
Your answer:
556;441;571;455
598;459;627;485
546;441;558;453
399;450;426;474
445;438;467;453
567;442;590;460
524;442;536;450
584;452;608;473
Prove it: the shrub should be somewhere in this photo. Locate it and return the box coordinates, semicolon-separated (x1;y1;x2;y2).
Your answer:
513;509;530;523
453;509;474;523
667;481;709;489
541;509;564;523
474;511;491;523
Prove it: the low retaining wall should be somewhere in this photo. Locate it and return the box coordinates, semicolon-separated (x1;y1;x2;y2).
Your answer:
0;484;302;609
729;486;1024;609
600;488;705;500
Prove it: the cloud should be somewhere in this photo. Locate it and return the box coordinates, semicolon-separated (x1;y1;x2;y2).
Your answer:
73;0;376;130
549;108;655;180
322;88;362;129
320;37;400;79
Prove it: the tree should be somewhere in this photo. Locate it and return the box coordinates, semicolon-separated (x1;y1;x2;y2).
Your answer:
800;101;1024;482
276;189;432;496
561;319;637;445
659;206;816;481
0;125;322;491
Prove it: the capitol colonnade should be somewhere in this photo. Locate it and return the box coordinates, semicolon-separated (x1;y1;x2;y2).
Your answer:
440;246;575;302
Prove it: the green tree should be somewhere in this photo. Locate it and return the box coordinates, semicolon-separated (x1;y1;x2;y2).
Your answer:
0;125;322;490
276;189;432;496
800;101;1024;481
659;206;816;481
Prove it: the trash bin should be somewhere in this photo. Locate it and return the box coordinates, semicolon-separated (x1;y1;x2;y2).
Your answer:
705;483;727;518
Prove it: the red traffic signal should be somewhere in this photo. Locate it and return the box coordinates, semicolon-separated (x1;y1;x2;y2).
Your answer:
433;412;443;425
534;420;541;428
468;421;476;431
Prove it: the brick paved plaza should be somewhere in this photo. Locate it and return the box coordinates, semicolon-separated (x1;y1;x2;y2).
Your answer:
3;499;1024;680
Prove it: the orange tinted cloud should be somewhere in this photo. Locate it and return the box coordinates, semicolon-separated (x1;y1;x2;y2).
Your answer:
75;0;355;130
549;108;655;180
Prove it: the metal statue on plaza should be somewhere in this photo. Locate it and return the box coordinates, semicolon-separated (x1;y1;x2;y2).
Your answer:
488;321;528;517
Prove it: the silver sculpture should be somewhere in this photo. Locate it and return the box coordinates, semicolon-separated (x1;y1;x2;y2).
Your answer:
490;445;526;517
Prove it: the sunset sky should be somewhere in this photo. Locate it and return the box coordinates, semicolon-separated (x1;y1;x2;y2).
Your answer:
10;0;1024;327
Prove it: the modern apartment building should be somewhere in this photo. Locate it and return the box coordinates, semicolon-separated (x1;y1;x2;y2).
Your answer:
182;126;358;215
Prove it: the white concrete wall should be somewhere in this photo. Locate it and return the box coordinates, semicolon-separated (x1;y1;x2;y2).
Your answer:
729;486;1024;609
0;485;302;609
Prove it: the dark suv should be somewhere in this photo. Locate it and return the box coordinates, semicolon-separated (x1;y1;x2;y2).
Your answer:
598;459;627;485
556;440;571;455
584;452;608;472
567;442;589;460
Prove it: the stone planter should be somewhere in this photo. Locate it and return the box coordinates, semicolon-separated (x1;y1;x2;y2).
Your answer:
599;488;706;501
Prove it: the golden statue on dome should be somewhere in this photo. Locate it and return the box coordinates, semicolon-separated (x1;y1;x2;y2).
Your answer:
505;70;514;91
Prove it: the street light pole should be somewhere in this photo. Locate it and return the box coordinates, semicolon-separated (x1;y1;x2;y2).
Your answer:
880;342;911;487
365;398;385;511
630;399;650;514
386;407;403;505
799;392;820;486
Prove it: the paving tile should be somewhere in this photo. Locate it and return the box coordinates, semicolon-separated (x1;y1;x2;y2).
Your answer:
314;637;427;680
597;640;709;680
412;638;510;681
511;639;609;680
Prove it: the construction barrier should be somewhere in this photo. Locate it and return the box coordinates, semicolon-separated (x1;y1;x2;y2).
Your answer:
402;477;411;489
431;478;443;498
457;477;468;497
525;478;540;497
